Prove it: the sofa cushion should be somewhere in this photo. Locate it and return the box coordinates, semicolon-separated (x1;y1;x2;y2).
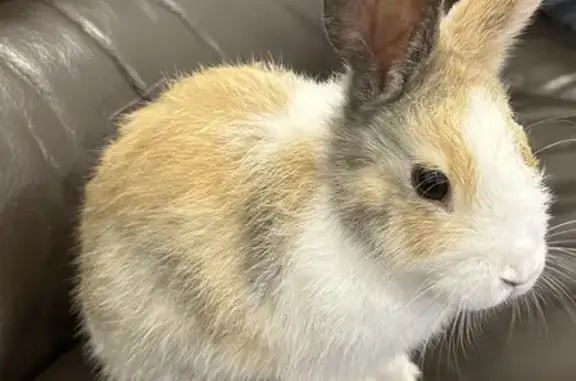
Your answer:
0;0;574;381
0;0;338;379
33;347;93;381
0;0;140;378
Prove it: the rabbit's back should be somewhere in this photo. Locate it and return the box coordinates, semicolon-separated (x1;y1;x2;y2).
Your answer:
74;63;341;381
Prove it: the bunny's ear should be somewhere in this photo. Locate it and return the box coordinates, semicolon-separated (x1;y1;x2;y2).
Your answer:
323;0;444;110
440;0;541;73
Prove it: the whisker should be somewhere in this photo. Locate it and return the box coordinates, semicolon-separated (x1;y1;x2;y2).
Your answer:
548;220;576;232
461;313;471;354
549;247;576;259
419;298;452;370
544;271;575;296
550;245;576;252
539;273;576;321
465;310;483;355
548;239;576;246
521;289;535;325
457;312;469;363
442;312;456;374
531;291;549;337
550;254;576;271
526;114;576;130
437;289;466;377
551;244;576;251
534;138;576;155
444;289;488;377
542;273;576;302
477;310;487;345
449;311;464;376
549;247;576;257
546;260;576;281
506;301;518;344
547;228;576;239
398;277;436;312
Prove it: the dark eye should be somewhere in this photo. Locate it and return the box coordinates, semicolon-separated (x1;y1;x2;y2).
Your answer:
411;165;450;202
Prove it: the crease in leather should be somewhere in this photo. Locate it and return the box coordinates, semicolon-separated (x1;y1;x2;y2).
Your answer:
0;41;76;143
154;0;227;60
109;78;167;130
42;0;151;101
22;109;60;171
0;51;66;173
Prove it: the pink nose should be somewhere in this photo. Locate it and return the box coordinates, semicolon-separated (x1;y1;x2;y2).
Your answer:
500;264;541;288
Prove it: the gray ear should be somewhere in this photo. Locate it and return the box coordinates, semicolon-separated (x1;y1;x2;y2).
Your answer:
323;0;444;110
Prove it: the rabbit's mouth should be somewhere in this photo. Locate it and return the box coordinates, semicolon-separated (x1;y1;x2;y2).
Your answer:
421;244;547;312
505;263;546;299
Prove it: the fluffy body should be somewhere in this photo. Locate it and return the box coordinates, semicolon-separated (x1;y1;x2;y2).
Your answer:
78;65;439;381
75;1;550;381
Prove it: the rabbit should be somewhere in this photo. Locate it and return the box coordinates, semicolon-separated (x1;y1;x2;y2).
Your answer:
74;0;552;380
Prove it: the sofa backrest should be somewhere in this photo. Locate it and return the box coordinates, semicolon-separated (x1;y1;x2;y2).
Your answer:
2;1;576;381
0;0;339;379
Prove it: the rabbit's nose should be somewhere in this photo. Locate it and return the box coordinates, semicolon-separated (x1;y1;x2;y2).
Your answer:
500;273;538;288
500;262;543;288
500;236;546;289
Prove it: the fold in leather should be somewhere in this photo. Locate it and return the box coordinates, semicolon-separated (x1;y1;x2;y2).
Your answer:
0;1;572;381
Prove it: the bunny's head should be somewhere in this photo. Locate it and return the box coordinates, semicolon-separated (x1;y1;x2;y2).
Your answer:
323;0;550;310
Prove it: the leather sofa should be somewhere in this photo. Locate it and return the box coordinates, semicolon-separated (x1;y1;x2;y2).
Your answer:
0;0;574;380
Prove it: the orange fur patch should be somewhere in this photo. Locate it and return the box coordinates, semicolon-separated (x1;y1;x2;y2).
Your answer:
81;63;302;356
409;68;480;210
81;63;321;367
350;59;538;258
511;122;539;168
396;63;539;257
88;63;295;216
440;0;541;71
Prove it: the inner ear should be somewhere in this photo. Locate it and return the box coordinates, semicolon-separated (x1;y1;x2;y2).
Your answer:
323;0;444;107
366;0;426;78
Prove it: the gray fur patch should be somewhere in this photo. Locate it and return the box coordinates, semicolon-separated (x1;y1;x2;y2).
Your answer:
241;192;284;300
131;229;225;342
326;109;412;259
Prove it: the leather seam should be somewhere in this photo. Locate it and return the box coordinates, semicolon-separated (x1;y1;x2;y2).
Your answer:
153;0;227;61
41;0;151;101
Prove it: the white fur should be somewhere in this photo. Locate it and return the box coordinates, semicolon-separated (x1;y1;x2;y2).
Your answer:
262;76;344;144
79;78;551;381
245;83;551;381
238;79;446;381
424;87;551;310
264;193;452;381
78;1;551;380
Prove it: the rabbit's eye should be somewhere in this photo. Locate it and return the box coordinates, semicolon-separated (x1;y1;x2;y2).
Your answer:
411;165;450;202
